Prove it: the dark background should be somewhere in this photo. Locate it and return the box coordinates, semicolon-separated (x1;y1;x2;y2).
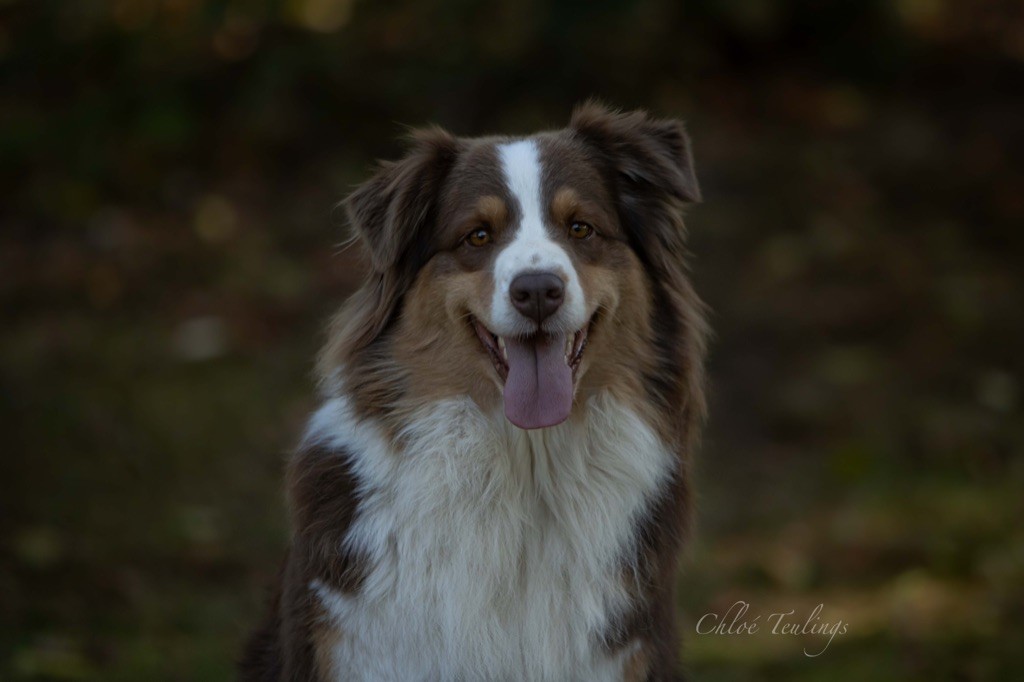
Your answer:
2;0;1022;679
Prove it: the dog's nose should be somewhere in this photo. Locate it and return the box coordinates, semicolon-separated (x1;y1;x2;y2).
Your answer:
510;272;564;323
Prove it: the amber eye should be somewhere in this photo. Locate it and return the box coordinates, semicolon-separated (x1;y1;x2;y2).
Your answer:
466;228;492;247
568;221;593;239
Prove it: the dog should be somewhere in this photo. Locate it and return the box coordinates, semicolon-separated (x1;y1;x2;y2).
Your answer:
240;102;708;681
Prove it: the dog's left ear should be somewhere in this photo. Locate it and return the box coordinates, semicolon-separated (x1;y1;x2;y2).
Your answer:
570;101;701;204
570;102;700;276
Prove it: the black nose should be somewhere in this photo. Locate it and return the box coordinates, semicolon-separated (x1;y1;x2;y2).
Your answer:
510;272;565;323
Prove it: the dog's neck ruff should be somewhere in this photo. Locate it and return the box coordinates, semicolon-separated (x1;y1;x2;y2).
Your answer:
303;384;673;681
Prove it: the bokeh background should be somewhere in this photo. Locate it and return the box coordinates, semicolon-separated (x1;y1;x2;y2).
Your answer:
2;0;1023;679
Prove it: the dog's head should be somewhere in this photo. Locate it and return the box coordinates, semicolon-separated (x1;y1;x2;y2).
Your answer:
328;103;702;432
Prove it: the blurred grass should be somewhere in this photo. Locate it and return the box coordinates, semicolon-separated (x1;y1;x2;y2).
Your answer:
2;0;1023;679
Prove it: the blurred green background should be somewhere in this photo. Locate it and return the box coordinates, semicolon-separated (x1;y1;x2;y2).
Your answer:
2;0;1022;679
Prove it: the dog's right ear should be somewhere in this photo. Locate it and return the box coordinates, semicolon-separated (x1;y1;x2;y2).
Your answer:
344;127;461;273
324;128;461;366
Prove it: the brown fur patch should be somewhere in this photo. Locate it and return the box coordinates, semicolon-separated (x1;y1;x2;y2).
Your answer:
551;186;580;224
287;443;368;593
240;443;366;680
476;194;508;228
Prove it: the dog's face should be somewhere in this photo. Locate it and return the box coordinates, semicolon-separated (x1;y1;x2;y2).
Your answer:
341;104;700;430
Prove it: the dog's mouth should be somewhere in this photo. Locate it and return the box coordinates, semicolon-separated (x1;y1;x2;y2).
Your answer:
471;317;591;430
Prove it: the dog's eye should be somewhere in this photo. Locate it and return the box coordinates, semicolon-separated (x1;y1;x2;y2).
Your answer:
568;221;593;240
466;228;493;247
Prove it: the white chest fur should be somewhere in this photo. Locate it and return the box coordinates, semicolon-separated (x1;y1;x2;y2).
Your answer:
304;392;672;681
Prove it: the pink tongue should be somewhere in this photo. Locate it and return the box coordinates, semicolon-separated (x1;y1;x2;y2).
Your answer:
503;334;573;430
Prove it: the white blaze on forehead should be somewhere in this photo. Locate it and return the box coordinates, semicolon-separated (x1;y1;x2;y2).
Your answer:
491;140;586;335
499;140;547;245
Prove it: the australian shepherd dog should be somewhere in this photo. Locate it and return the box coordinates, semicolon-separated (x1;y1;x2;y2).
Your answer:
241;103;708;681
